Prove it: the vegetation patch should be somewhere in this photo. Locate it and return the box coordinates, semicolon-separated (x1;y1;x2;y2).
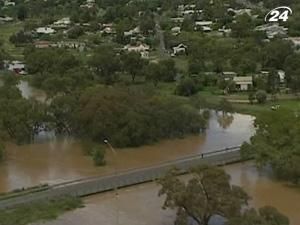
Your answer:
0;196;83;225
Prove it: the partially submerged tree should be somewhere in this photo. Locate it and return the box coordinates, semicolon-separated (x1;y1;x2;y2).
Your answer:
158;165;249;225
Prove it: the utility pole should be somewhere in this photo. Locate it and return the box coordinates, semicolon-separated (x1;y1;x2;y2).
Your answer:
104;139;119;225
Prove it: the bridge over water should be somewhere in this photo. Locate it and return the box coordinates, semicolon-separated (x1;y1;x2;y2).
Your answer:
0;146;243;209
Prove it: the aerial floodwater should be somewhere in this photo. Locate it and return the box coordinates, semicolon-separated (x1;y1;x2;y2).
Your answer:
34;163;300;225
0;110;254;192
0;80;299;225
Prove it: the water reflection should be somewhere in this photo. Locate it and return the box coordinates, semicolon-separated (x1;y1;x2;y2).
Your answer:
216;113;234;130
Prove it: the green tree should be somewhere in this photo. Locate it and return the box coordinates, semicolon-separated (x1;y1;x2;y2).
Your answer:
248;92;255;104
122;51;146;83
256;90;267;104
176;77;199;96
241;109;300;184
284;53;300;92
88;46;120;84
158;165;249;225
218;98;234;114
231;14;254;38
17;5;28;21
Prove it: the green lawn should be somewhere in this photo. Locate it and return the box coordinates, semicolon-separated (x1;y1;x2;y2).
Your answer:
0;22;24;59
232;100;300;116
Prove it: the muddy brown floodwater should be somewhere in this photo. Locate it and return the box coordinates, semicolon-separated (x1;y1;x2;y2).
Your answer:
33;162;300;225
0;112;254;192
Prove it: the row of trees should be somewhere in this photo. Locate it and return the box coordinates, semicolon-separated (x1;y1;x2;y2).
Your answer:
159;165;290;225
25;47;178;94
0;76;46;144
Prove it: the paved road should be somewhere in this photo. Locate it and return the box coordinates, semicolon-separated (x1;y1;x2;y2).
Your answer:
154;14;167;58
0;146;242;210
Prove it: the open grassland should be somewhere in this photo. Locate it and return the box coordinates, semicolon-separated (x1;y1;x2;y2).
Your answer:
0;22;24;59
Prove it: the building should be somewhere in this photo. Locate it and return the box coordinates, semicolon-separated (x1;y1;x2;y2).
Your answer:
36;27;56;35
0;16;13;23
3;0;15;7
255;24;288;39
123;43;150;58
222;71;237;81
34;41;53;48
195;21;213;32
285;37;300;47
171;26;181;35
233;76;253;91
52;17;71;28
7;61;27;75
172;43;187;56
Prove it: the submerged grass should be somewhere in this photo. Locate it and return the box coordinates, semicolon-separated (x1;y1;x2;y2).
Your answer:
0;196;83;225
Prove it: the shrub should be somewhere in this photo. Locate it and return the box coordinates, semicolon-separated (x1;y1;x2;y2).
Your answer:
92;147;106;166
256;90;267;104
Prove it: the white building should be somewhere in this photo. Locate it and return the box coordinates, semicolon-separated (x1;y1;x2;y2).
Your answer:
171;26;181;35
255;23;288;39
172;43;187;55
36;27;56;35
123;43;150;58
52;17;71;28
233;76;253;91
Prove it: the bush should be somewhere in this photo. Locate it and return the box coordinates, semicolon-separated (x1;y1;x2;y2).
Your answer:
92;147;106;166
176;77;200;96
256;90;267;104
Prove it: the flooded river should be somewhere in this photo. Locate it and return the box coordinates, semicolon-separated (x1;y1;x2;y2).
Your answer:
34;162;300;225
0;112;254;192
1;79;299;224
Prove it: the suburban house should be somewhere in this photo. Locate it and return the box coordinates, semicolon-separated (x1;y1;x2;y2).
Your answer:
171;26;181;35
3;0;15;7
278;70;286;85
285;37;300;48
56;41;86;51
123;43;150;58
172;43;187;56
0;16;13;23
52;17;71;29
194;21;213;32
233;76;253;91
36;27;56;35
34;41;53;48
80;0;96;8
170;17;184;23
6;61;27;75
218;26;232;35
124;26;140;37
222;71;237;81
255;24;288;39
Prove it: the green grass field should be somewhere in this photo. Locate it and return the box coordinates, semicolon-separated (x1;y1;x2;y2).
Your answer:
0;22;24;59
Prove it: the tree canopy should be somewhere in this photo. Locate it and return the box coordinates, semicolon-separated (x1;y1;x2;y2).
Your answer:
158;165;249;225
241;108;300;184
